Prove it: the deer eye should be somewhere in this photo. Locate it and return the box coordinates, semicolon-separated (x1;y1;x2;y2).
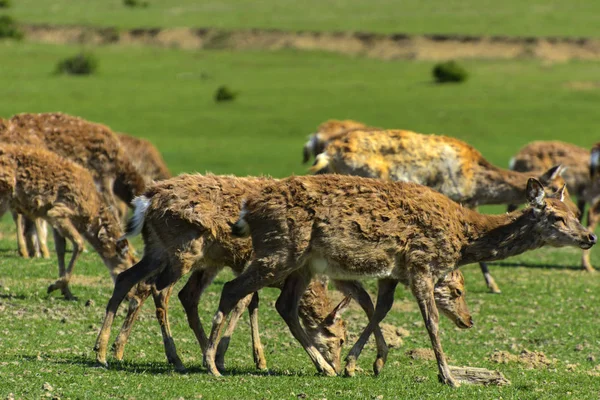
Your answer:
555;216;566;224
454;288;463;297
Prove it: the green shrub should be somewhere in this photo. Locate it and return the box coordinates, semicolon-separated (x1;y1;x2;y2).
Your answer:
432;61;468;83
0;0;12;9
0;15;23;40
214;85;237;102
56;52;98;76
123;0;149;7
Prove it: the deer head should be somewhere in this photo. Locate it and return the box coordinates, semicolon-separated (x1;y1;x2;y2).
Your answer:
303;294;351;374
94;207;137;279
434;270;473;329
527;178;597;250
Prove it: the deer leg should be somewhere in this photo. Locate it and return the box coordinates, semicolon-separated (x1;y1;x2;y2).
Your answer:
412;272;458;387
215;292;254;372
178;268;219;355
12;212;29;258
23;216;40;258
35;219;50;258
46;219;83;300
275;270;338;376
152;284;186;372
204;257;299;377
344;279;398;377
582;199;600;272
47;228;71;299
333;280;388;376
112;282;152;361
479;262;501;293
94;255;160;367
247;292;267;370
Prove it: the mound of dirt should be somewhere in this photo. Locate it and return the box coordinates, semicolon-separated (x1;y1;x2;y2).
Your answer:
489;349;557;369
406;348;436;361
380;323;410;348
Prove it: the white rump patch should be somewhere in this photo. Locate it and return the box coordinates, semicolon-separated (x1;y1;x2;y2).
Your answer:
508;157;515;170
121;195;150;240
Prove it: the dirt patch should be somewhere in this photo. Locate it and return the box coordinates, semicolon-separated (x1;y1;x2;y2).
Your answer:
564;81;600;90
380;323;410;348
407;348;436;361
21;24;600;61
489;349;557;369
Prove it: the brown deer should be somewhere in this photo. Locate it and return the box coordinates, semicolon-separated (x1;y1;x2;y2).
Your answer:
0;112;146;259
508;140;600;271
203;174;595;385
94;174;355;373
0;145;135;299
310;128;575;293
302;119;372;164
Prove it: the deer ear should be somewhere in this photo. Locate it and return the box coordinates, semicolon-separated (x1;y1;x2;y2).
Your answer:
526;178;546;209
116;238;129;256
557;184;566;202
540;165;562;182
324;295;352;325
98;226;108;240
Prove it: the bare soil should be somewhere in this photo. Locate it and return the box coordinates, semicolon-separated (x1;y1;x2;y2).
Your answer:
21;24;600;61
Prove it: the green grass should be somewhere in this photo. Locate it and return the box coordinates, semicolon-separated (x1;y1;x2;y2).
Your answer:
1;42;600;398
8;0;600;38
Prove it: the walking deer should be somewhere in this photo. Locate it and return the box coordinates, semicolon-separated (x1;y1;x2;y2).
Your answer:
95;174;354;373
508;140;600;271
310;128;575;293
0;112;146;259
0;145;135;299
204;174;595;386
302;119;372;164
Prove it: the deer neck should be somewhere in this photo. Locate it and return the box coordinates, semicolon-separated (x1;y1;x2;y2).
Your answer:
472;164;530;206
459;208;544;266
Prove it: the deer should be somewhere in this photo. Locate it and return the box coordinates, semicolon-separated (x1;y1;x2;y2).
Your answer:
302;119;373;164
95;174;355;374
203;174;596;386
309;128;576;293
0;112;146;259
95;174;472;375
508;140;600;272
0;145;135;299
114;133;172;222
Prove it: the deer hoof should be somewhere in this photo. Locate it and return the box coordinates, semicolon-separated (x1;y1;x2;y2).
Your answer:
344;358;357;377
373;357;385;376
438;373;460;387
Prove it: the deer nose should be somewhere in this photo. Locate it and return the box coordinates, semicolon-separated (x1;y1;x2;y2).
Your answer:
468;316;474;327
589;233;598;244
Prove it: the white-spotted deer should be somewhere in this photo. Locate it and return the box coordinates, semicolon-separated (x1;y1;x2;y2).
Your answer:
0;145;135;299
310;128;576;293
95;174;355;373
508;140;600;271
204;174;595;385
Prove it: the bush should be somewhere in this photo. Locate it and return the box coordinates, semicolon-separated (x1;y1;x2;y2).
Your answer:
432;61;468;83
123;0;149;7
0;0;12;8
56;52;98;75
214;85;237;102
0;15;23;40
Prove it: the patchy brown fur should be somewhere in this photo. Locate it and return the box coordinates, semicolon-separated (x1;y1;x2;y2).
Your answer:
95;174;349;373
510;140;600;271
0;145;135;299
117;133;171;182
303;119;376;163
204;174;595;384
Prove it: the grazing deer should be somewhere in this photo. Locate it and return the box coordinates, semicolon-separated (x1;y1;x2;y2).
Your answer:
508;140;600;271
95;174;355;373
203;174;595;385
0;145;135;299
302;119;372;164
310;128;575;293
0;112;146;259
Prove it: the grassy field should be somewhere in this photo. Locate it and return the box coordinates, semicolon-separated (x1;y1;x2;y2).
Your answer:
1;42;600;399
8;0;600;37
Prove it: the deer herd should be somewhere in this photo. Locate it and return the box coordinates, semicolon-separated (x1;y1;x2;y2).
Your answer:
0;113;597;387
